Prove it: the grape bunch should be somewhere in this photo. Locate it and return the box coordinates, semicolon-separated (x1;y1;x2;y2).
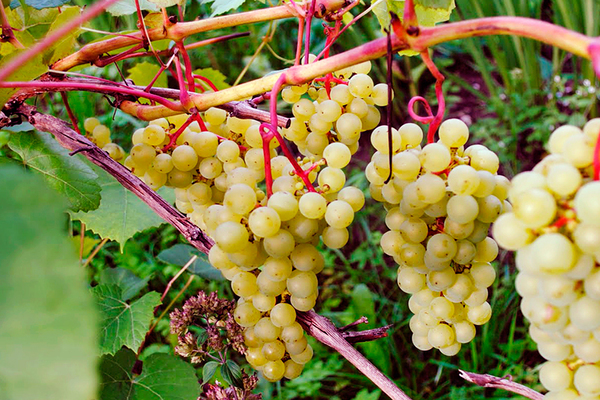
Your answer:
107;61;392;382
367;118;509;356
83;117;125;161
492;119;600;399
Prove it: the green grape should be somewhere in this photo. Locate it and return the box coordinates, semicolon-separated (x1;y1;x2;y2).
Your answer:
347;97;368;118
512;188;556;228
548;125;582;154
360;105;381;131
171;145;198;172
262;340;286;361
427;267;457;291
447;194;479;224
443;218;474;240
427;323;455;348
199;157;223;179
348;73;374;98
412;334;433;351
398;123;423;149
280;322;304;342
92;124;111;146
322;226;349;249
285;213;320;243
216;140;240;163
284;360;304;379
469;262;496;289
570;296;600;331
244;326;263;348
466;301;492;325
290;293;317;312
257;271;287;296
371;125;401;154
397;267;426;293
142;125;166;146
473;237;498;263
574;365;600;396
190;131;219;157
234;302;261;327
336;113;363;143
214;221;250;252
453;239;477;265
263;257;293;282
285;336;309;354
102;143;125;161
415;173;446;204
443;274;474;303
476;195;502;224
254;317;282;342
380;230;404;257
270;303;297;327
290;244;324;272
167;169;193;188
84;117;100;133
370;83;392;107
420;143;451;173
290;343;313;364
263;229;295;258
426;233;458;262
252;292;276;312
330;84;352;105
399;243;426;267
152;153;174;174
143;168;167;190
309;114;333;134
287;270;318;298
131;143;156;167
298;192;327;219
337;186;365;212
293;98;316;121
472;170;496;197
325;200;355;229
430;296;455;320
232;271;258;298
469;148;499;173
531;233;576;274
318;167;346;193
399;217;428;243
316;99;342;123
546;163;582;197
246;346;268;368
263;360;286;381
149;118;170;130
323;142;352;169
439;118;469;148
447;165;480;195
575;182;600;225
223;183;257;215
392;151;421;180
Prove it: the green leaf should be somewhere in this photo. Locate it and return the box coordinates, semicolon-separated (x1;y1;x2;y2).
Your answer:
353;388;382;400
106;0;160;16
202;361;220;383
157;244;224;281
193;67;230;90
43;5;82;64
147;0;184;7
71;162;175;250
220;360;243;388
9;0;70;9
0;164;98;400
202;0;247;16
127;61;168;104
8;131;102;212
0;51;47;107
99;348;200;400
92;284;161;355
99;267;152;301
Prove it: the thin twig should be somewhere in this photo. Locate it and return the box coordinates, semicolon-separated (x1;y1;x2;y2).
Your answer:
82;237;109;268
459;370;544;400
159;255;197;305
297;310;410;400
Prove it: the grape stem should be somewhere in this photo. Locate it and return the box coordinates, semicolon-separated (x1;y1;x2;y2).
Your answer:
459;370;543;400
420;50;445;144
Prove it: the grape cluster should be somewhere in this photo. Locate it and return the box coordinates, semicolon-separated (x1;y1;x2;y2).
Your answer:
109;61;392;382
367;118;509;355
492;120;600;398
84;117;125;161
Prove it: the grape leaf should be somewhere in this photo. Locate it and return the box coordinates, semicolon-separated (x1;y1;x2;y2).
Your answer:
193;67;230;90
99;347;200;400
43;5;82;64
220;360;243;388
9;0;70;9
71;163;175;251
99;267;152;301
0;50;47;107
0;165;98;400
92;284;161;355
8;131;102;212
157;244;224;281
201;0;247;16
106;0;160;16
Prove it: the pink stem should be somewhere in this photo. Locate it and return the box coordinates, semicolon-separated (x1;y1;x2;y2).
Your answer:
303;0;317;64
0;0;122;83
0;80;183;111
420;50;445;143
295;17;305;66
162;115;195;151
193;75;219;92
407;96;434;124
176;41;196;92
60;92;80;134
94;43;145;67
173;53;194;111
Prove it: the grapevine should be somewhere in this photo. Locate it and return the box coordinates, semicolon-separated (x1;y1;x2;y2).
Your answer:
3;0;600;399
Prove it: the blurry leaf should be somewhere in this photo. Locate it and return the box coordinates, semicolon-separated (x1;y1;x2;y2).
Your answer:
92;284;161;355
8;131;102;212
106;0;159;16
353;389;382;400
0;165;97;400
139;343;171;361
99;348;200;400
43;6;82;64
9;0;70;9
99;267;151;301
193;67;230;90
147;0;183;7
70;235;100;257
127;61;168;104
0;52;47;107
350;284;391;374
281;357;344;398
202;361;220;383
158;244;224;280
71;163;175;251
143;12;163;29
220;360;243;388
2;121;34;132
